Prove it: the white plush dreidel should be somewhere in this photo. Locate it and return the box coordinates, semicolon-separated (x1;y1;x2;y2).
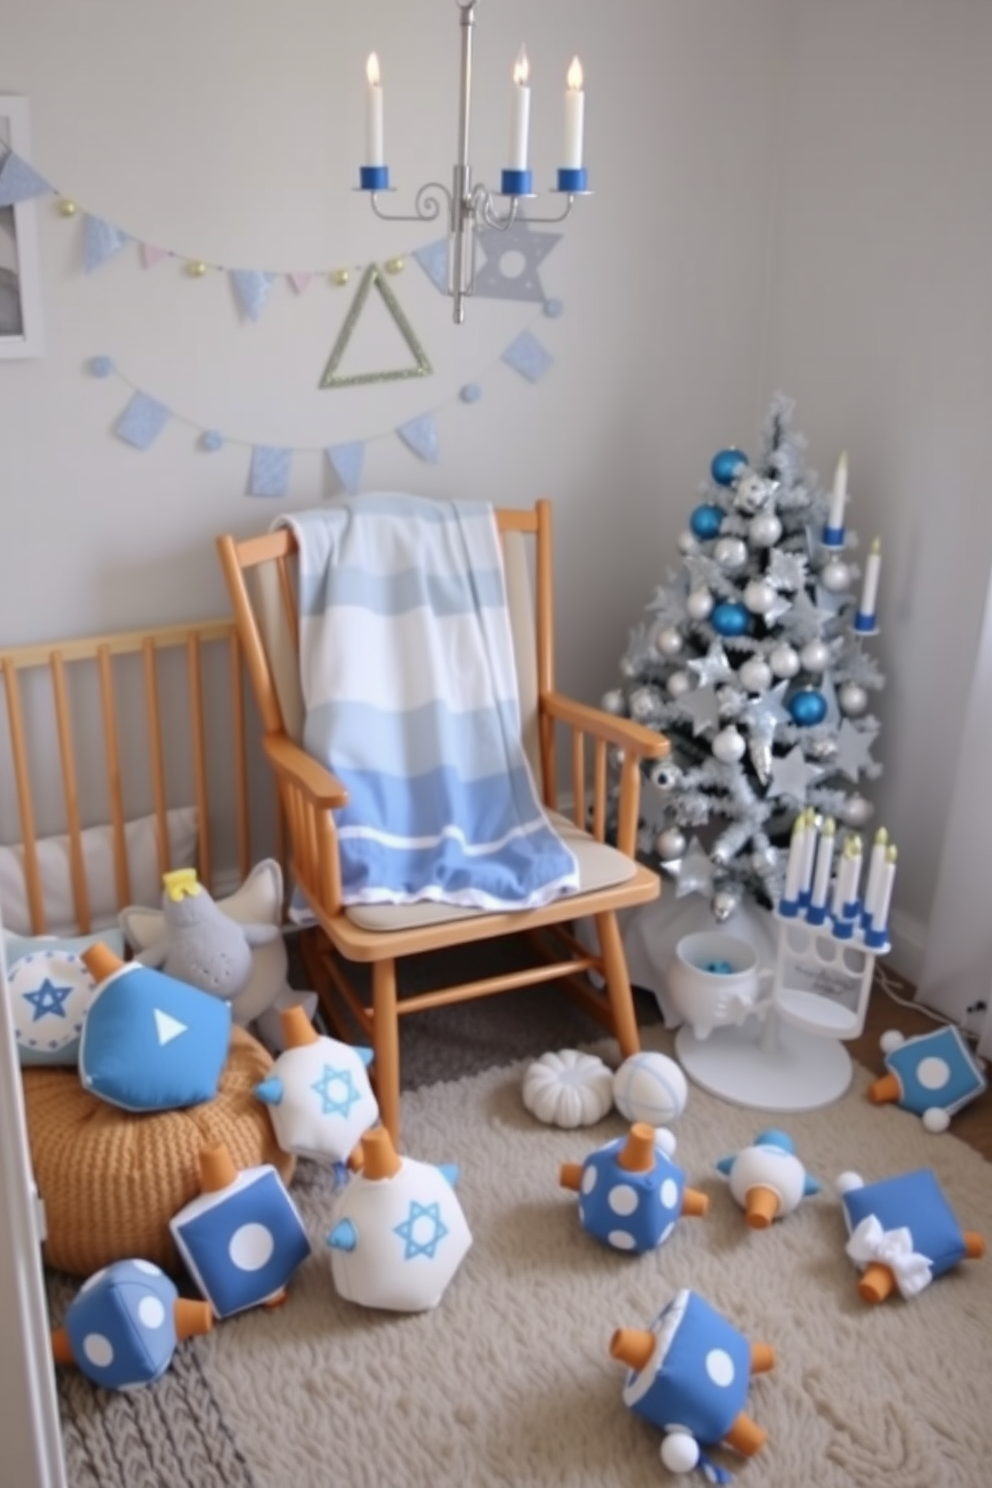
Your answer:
51;1259;213;1392
169;1141;311;1318
715;1129;821;1229
325;1127;472;1312
254;1006;378;1164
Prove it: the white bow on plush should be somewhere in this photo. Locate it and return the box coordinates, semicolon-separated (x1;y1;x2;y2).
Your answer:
845;1215;933;1297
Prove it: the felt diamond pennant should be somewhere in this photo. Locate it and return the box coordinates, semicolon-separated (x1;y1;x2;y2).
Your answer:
0;149;53;206
325;441;365;494
84;215;130;274
115;393;171;450
502;331;553;383
288;273;312;295
232;269;275;322
413;239;450;294
249;446;291;497
397;414;439;464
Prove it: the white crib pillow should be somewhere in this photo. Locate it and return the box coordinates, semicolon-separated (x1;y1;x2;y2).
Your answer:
4;928;126;1066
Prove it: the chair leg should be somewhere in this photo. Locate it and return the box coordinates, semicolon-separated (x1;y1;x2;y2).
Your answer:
371;958;401;1145
594;910;642;1060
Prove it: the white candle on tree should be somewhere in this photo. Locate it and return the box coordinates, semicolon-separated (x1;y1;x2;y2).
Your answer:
828;451;848;532
365;53;384;166
563;57;585;169
810;817;836;910
870;845;898;935
509;47;531;170
859;537;882;618
782;812;806;905
862;826;889;921
799;808;818;898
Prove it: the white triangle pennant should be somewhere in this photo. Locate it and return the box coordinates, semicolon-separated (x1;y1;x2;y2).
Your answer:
154;1008;188;1046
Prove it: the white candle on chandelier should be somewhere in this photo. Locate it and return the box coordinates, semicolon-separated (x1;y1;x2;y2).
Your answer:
862;826;889;924
799;807;818;900
781;811;806;910
563;57;585;169
809;816;836;913
869;844;898;938
859;537;882;618
827;451;848;533
365;52;384;166
509;47;531;170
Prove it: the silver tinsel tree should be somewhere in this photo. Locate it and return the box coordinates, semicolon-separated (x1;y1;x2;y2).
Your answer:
604;393;885;921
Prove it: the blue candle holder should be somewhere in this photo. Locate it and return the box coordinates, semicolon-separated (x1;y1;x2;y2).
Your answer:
359;165;390;191
777;896;801;919
556;167;588;193
822;524;846;549
500;168;533;197
805;901;829;927
853;610;878;635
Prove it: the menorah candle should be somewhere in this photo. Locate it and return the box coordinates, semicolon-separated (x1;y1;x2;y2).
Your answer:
855;537;882;632
831;837;862;938
824;451;848;545
861;826;889;928
798;808;818;905
780;812;807;916
563;57;585;168
365;53;384;166
509;47;531;170
865;844;897;949
807;816;836;925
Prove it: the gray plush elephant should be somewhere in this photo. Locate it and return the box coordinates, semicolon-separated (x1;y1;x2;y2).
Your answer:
132;867;280;1000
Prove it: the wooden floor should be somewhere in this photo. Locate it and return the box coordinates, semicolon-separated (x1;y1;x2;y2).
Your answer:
849;966;992;1163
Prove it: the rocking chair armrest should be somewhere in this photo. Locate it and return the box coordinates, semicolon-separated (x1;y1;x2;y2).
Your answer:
262;733;349;808
541;691;671;759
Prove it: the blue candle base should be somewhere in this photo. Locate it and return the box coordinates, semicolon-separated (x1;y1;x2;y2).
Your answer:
853;611;878;635
777;898;800;918
822;525;846;549
359;165;390;191
556;167;588;193
805;904;828;926
500;168;533;197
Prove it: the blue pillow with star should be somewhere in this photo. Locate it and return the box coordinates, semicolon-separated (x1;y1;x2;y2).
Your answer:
4;928;125;1067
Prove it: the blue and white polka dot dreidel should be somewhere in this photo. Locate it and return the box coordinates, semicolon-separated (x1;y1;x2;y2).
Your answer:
560;1123;708;1255
611;1288;775;1475
715;1129;821;1229
869;1026;987;1133
51;1259;213;1391
169;1141;311;1319
254;1005;378;1164
325;1127;472;1312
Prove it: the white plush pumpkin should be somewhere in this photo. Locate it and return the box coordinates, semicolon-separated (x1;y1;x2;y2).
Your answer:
521;1049;615;1128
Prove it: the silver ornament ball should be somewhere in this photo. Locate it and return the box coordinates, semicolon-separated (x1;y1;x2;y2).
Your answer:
667;670;691;699
619;655;639;679
751;845;778;874
655;827;687;861
714;536;748;571
739;655;772;692
820;557;852;593
712;888;740;922
743;578;777;615
837;794;874;827
712;725;746;764
601;688;626;716
678;530;701;557
749;511;782;547
800;638;831;673
769;643;800;679
838;682;869;717
686;588;714;621
629;687;657;722
655;626;684;657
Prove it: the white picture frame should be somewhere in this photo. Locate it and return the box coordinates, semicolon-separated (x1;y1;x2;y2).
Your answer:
0;95;45;360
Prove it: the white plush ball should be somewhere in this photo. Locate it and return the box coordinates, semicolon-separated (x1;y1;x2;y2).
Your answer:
661;1432;700;1474
835;1171;864;1197
923;1107;952;1134
879;1029;905;1055
613;1052;688;1127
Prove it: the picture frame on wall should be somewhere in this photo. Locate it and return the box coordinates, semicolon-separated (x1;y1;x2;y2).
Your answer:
0;95;45;359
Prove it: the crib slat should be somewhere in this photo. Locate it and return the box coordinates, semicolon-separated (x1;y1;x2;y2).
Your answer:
98;643;132;907
229;630;251;883
186;633;212;892
142;637;170;880
2;659;46;933
50;651;91;934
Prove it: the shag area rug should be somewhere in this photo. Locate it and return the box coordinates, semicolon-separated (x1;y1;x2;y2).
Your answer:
54;1019;992;1488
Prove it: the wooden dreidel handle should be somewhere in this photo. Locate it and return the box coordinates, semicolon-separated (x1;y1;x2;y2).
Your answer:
744;1185;780;1229
609;1327;655;1373
559;1162;583;1192
858;1263;896;1304
280;1004;320;1047
199;1141;238;1193
618;1123;657;1173
51;1328;74;1365
175;1299;213;1340
361;1126;402;1180
867;1072;901;1104
750;1341;776;1374
963;1231;986;1259
681;1188;710;1218
81;941;126;984
724;1411;768;1457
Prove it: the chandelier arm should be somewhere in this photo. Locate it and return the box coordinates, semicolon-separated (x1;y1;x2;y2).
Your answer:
368;183;452;224
511;194;578;226
476;191;519;231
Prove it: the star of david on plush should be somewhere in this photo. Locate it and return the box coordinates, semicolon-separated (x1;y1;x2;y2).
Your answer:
473;220;562;303
394;1200;449;1260
311;1063;362;1118
23;978;73;1021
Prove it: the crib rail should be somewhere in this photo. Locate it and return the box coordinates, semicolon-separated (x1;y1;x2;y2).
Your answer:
0;618;276;937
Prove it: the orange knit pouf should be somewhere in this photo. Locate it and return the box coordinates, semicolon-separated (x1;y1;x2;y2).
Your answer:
23;1025;296;1277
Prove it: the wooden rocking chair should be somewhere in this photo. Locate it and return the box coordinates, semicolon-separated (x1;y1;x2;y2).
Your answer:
216;499;670;1142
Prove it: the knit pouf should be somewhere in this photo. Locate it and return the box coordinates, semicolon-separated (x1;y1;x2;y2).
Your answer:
23;1025;296;1277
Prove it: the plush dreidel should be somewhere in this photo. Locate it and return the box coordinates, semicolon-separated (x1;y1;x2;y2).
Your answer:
836;1168;986;1304
611;1288;775;1476
169;1141;311;1318
51;1259;213;1391
78;942;231;1112
325;1127;472;1312
254;1006;378;1163
560;1123;708;1254
715;1129;821;1229
868;1026;987;1133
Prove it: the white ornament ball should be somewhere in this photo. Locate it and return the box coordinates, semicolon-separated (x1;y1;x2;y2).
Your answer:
839;682;869;717
655;626;684;657
630;687;657;721
837;794;874;828
667;671;691;699
749;511;782;547
613;1051;688;1127
601;689;626;716
923;1107;952;1134
619;655;638;680
714;536;748;571
686;588;714;621
800;639;831;673
820;557;852;592
743;579;777;615
769;643;800;679
654;1128;678;1159
522;1050;615;1128
661;1433;700;1475
879;1029;905;1056
739;656;772;692
656;827;687;861
712;887;740;921
712;725;746;764
678;530;700;557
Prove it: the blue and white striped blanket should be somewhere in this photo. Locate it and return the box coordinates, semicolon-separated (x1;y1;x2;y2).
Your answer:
273;494;579;910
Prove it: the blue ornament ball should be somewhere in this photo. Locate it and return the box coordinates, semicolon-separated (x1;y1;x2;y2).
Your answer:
711;602;751;638
689;504;723;540
710;447;749;486
789;689;828;726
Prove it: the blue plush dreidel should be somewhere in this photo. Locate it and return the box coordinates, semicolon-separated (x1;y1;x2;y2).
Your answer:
611;1288;775;1476
716;1129;821;1229
560;1123;708;1254
837;1168;986;1304
79;942;231;1111
326;1127;472;1312
869;1026;987;1133
169;1140;311;1318
51;1259;213;1391
254;1005;378;1164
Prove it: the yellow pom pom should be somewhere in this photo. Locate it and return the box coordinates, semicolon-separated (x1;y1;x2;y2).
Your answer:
58;199;77;218
385;256;404;275
187;260;208;278
331;268;350;286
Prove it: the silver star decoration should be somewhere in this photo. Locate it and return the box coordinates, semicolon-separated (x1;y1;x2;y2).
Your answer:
747;680;792;731
688;644;735;688
767;549;808;592
836;718;879;781
784;588;835;644
674;837;715;899
683;555;723;593
646;571;690;623
474;219;562;303
763;592;793;626
766;744;823;804
818;671;842;728
815;583;850;618
716;686;748;718
679;685;721;736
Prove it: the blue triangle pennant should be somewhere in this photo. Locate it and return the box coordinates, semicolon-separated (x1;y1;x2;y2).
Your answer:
397;414;439;464
325;442;366;494
249;446;291;497
413;239;450;295
0;149;54;207
84;215;130;274
231;269;275;322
